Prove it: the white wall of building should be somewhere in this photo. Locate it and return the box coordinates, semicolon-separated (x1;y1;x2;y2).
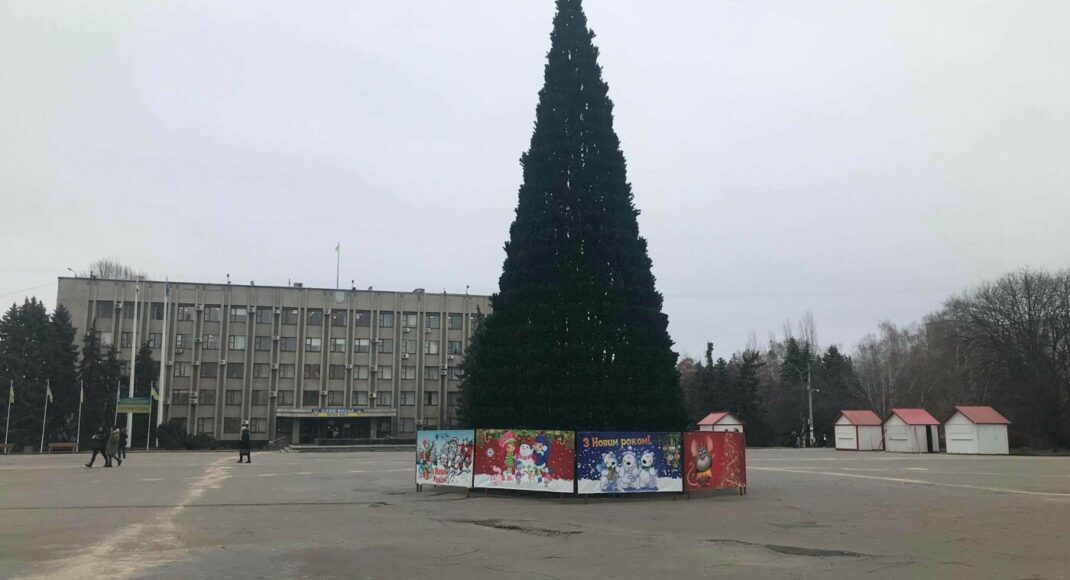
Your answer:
945;412;979;454
858;425;883;451
884;415;938;453
977;424;1009;455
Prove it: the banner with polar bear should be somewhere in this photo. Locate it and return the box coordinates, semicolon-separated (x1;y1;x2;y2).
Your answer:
416;430;475;489
473;429;575;493
576;432;683;494
682;431;747;492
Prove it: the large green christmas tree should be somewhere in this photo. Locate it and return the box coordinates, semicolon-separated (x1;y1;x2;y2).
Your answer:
461;0;686;430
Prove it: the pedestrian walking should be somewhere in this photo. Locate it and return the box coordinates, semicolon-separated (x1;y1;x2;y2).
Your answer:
238;421;251;464
106;425;122;467
119;427;128;459
84;426;108;468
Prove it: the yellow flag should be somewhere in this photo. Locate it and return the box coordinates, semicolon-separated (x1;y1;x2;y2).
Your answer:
46;384;53;403
80;385;85;405
8;385;12;404
150;386;159;401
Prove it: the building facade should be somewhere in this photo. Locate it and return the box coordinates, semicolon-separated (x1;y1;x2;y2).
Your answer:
56;277;490;444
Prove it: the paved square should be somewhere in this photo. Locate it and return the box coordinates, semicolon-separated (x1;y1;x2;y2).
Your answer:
2;449;1068;579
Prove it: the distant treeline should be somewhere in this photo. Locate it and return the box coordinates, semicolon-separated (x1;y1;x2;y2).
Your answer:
681;268;1070;449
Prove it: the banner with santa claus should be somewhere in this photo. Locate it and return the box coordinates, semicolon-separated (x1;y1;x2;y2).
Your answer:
416;430;475;489
473;429;575;493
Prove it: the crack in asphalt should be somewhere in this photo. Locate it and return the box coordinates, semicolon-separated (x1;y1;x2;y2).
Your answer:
706;538;872;558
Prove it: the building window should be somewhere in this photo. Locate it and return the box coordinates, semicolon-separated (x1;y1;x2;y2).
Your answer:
95;301;113;319
302;390;319;406
402;339;417;354
399;418;415;433
376;391;393;407
230;306;248;323
177;305;194;321
328;364;346;380
224;418;241;434
424;366;440;380
307;309;323;326
173;362;191;377
123;302;135;319
354;310;371;327
200;364;218;379
279;337;297;351
225;390;242;405
228;335;246;350
402;312;418;328
303;364;321;380
196;417;214;435
252;390;269;406
447;392;460;407
201;334;218;350
448;366;462;381
278;364;296;379
278;390;294;406
255;308;273;324
255;336;272;351
379;419;392;436
172;389;190;405
331;310;347;327
119;361;129;378
423;418;438;430
426;313;440;329
121;332;133;348
401;366;416;380
250;418;267;434
305;337;321;352
199;390;216;405
226;363;244;379
96;331;113;348
327;391;344;406
354;365;369;380
470;313;482;332
175;334;191;350
425;391;439;406
204;306;221;322
424;340;439;355
281;308;298;325
378;365;393;380
151;303;165;320
378;339;394;353
147;333;162;349
330;338;347;353
379;311;394;328
448;313;463;330
253;363;270;379
354;391;369;406
352;338;370;353
448;341;463;356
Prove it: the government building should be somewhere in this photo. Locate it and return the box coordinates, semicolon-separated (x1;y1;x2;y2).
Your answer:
56;277;491;444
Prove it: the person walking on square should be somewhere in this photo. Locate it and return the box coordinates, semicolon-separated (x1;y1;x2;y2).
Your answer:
85;426;108;468
238;421;251;464
119;427;128;459
106;425;122;467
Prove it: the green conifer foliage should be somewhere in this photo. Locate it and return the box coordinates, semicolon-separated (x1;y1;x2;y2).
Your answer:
461;0;685;430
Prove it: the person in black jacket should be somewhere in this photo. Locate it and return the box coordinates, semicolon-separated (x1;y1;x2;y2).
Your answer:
84;426;108;468
119;427;128;459
238;421;251;463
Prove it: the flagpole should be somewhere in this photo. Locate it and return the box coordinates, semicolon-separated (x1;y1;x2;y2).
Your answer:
156;280;169;434
114;379;120;425
39;380;49;453
4;380;11;455
335;244;340;290
127;281;140;438
76;380;83;452
146;382;152;450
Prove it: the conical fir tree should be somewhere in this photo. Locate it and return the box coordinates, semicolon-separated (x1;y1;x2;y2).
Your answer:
461;0;686;431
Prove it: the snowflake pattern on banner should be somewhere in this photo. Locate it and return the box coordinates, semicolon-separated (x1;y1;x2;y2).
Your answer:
473;429;575;493
576;432;683;494
415;430;475;489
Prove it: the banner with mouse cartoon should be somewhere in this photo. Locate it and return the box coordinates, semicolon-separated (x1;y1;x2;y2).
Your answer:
576;432;683;494
473;429;575;493
416;430;475;489
682;431;747;492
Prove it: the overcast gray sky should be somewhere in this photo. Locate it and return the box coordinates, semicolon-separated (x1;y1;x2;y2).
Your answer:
2;1;1068;358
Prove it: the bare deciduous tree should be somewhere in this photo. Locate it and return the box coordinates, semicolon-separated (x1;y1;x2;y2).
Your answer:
79;258;147;281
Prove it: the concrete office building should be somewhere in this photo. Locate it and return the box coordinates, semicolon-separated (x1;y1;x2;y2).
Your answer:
56;277;491;444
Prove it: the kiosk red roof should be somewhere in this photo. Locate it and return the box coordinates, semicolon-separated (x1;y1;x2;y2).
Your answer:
838;410;882;426
698;412;738;426
890;408;940;425
954;406;1010;425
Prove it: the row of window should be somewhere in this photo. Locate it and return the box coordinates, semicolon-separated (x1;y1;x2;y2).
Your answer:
172;362;464;381
95;331;465;357
192;417;267;435
172;389;460;408
96;301;473;331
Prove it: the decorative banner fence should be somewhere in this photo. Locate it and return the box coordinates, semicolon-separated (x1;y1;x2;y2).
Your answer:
683;431;747;494
576;432;682;494
415;429;475;489
416;429;746;498
473;429;576;493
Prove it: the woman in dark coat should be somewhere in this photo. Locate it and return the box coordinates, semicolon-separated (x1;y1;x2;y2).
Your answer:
85;426;108;468
238;421;251;463
105;425;122;467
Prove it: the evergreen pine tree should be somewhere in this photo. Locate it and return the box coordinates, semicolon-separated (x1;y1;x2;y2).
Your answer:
78;333;110;442
47;305;80;439
461;0;686;430
0;299;54;449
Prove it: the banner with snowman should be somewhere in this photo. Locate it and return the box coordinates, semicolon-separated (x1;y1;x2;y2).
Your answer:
576;432;683;494
473;429;575;493
416;430;475;488
682;431;747;492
